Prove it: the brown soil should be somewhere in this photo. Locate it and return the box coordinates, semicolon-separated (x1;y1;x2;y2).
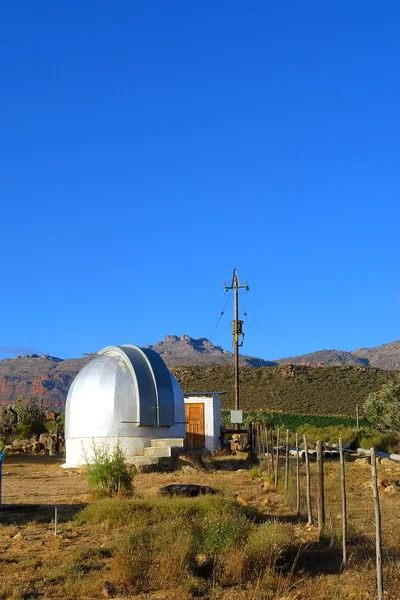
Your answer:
1;454;400;599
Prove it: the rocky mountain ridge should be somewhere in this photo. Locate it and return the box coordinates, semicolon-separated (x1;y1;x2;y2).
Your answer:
144;334;273;367
276;339;400;370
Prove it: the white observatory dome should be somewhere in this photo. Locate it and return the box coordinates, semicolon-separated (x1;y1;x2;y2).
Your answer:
64;344;185;467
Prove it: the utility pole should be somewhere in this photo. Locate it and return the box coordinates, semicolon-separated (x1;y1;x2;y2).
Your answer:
224;269;249;412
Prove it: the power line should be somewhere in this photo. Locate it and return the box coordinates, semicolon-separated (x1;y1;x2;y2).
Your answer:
245;310;286;353
209;294;231;342
249;289;299;351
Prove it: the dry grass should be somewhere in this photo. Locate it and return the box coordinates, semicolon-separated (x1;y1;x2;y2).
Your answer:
1;454;400;599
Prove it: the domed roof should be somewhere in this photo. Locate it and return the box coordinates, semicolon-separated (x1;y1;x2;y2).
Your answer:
65;344;183;440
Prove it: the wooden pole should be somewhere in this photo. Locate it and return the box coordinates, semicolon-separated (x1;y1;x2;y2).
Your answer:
339;438;347;568
248;422;253;459
303;434;312;525
274;428;280;488
255;425;261;463
296;432;300;516
284;429;290;492
371;447;384;600
316;440;325;535
260;425;266;464
270;427;275;472
265;426;270;475
250;423;256;460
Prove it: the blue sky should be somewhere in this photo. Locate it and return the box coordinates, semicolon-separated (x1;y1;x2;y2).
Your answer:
1;1;399;361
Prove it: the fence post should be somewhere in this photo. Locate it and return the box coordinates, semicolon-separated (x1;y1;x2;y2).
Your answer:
260;425;266;462
284;429;290;492
303;434;312;525
248;422;253;459
265;426;270;475
296;432;300;516
274;428;280;488
371;447;384;600
270;427;275;473
339;438;347;568
255;425;262;463
316;440;325;536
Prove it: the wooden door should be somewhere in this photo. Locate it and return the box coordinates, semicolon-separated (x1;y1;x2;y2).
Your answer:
185;403;205;449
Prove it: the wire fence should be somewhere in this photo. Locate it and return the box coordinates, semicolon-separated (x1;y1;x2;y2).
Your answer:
249;423;395;600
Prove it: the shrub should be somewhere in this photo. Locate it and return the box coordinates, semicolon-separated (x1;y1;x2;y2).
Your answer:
74;496;298;594
363;376;400;436
83;439;133;496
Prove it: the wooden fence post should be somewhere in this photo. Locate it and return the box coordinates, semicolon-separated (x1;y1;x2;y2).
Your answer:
339;437;347;568
371;447;384;600
270;427;275;473
265;426;270;475
284;429;290;492
303;434;312;525
274;428;280;488
256;425;262;463
296;432;300;516
316;440;325;535
248;422;254;460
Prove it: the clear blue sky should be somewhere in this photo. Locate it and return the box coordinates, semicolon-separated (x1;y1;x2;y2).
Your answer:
1;1;399;361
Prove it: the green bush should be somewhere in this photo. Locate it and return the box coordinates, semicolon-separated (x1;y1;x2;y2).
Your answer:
83;439;133;496
363;376;400;436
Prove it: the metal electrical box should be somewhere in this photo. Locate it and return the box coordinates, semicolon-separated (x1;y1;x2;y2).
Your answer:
230;410;243;424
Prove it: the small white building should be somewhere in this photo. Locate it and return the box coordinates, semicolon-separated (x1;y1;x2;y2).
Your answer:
184;392;223;453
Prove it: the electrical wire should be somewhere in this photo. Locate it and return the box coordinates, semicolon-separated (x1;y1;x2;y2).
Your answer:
245;310;285;353
249;289;299;351
209;294;231;342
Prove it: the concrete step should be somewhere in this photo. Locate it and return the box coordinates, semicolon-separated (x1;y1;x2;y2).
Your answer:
150;438;185;449
129;456;159;466
144;446;172;457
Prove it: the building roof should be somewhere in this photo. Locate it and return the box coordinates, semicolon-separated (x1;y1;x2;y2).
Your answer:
183;391;226;396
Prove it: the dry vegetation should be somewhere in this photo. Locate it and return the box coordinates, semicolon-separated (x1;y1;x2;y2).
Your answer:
1;454;400;599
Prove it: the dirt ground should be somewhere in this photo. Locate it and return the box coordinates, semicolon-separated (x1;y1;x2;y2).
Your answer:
1;454;400;599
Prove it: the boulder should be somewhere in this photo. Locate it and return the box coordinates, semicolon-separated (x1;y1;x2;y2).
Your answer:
378;478;389;490
384;485;399;495
235;494;248;506
32;441;44;453
12;439;30;450
263;480;275;491
355;457;370;465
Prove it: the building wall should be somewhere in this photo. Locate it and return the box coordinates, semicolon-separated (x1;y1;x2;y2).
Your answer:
184;395;221;452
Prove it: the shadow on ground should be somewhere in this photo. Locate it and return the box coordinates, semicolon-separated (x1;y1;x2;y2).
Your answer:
0;503;86;524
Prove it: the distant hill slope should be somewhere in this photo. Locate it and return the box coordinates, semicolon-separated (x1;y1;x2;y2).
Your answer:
174;364;394;415
276;339;400;370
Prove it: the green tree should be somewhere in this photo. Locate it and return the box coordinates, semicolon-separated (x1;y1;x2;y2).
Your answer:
0;406;18;441
363;376;400;436
14;398;46;437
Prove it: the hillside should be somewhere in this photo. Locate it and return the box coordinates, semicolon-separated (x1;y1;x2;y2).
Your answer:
275;339;400;370
173;364;394;415
0;352;395;416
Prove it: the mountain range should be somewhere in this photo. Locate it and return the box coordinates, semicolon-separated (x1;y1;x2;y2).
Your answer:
0;334;399;409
